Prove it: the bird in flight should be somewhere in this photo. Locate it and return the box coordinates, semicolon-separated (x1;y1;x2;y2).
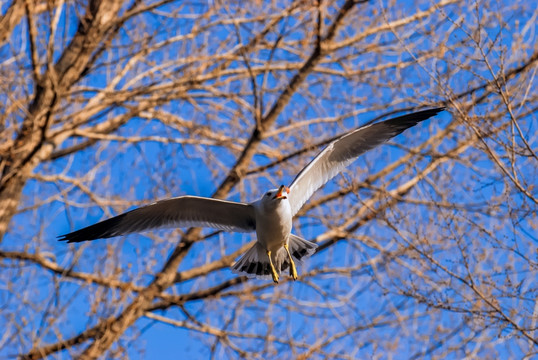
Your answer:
59;107;444;283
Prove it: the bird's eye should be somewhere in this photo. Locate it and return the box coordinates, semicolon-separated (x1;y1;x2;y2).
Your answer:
266;192;271;197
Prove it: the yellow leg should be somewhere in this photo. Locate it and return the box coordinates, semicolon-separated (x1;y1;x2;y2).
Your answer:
267;250;279;283
284;243;298;280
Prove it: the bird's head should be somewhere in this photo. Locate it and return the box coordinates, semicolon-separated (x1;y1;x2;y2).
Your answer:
260;185;290;206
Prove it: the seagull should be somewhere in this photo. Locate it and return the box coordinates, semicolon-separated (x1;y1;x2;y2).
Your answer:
59;107;444;283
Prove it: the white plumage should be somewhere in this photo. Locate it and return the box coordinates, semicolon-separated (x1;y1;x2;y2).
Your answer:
59;108;444;283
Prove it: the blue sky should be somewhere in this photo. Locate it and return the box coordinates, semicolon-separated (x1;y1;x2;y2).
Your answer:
1;0;537;358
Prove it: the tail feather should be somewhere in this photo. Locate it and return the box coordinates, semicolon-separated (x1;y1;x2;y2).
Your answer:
288;234;318;261
231;242;275;280
232;235;317;280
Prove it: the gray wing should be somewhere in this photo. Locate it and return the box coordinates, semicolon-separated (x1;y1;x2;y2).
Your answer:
58;196;256;243
287;108;444;216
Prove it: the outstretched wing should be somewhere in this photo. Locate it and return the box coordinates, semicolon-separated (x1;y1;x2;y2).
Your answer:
58;196;256;243
287;108;445;216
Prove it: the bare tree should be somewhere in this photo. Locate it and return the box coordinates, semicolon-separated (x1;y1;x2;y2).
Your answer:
1;0;536;358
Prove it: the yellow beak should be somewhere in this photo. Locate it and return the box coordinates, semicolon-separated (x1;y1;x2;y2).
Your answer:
275;185;290;199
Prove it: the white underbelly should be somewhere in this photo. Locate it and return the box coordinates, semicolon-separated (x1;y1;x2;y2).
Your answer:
256;211;292;252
